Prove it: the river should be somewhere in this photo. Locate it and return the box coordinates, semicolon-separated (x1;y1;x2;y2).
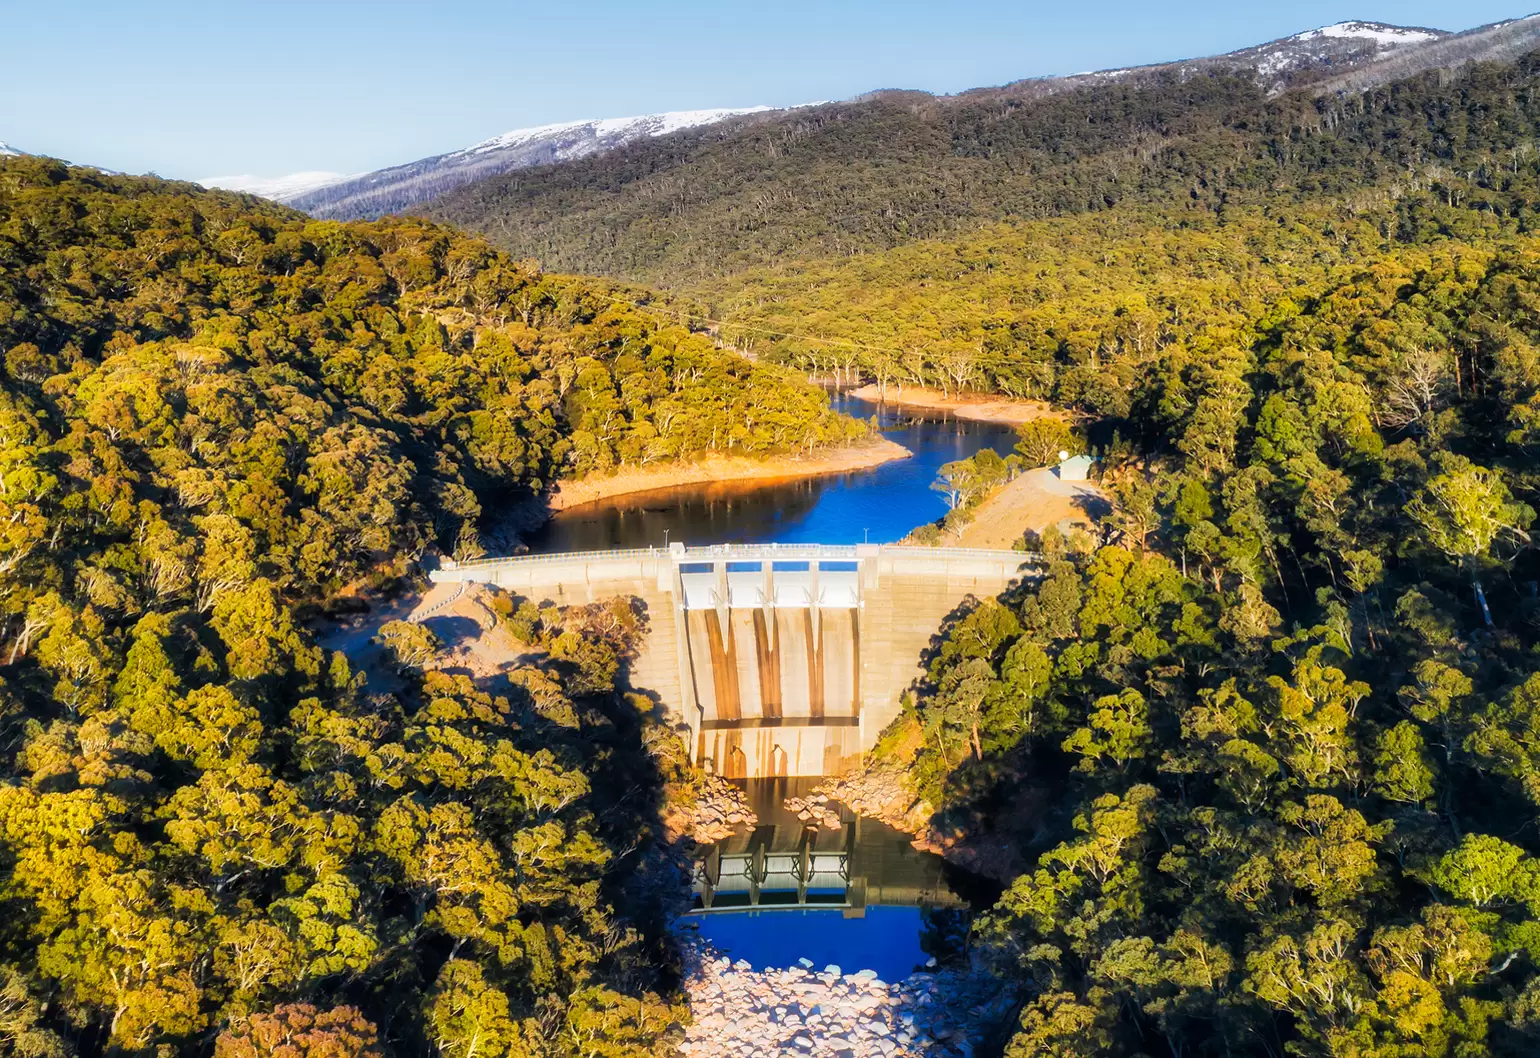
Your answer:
524;393;1018;554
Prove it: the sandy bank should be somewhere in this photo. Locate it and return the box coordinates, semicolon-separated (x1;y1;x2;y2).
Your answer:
849;383;1055;425
550;437;911;511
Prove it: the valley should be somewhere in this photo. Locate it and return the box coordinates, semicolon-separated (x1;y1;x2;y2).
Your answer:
8;7;1540;1058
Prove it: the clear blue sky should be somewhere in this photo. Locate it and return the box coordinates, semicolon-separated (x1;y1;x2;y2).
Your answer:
2;0;1529;180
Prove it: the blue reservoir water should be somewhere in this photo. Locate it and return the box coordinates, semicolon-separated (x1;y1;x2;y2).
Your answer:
685;906;932;982
524;393;1017;553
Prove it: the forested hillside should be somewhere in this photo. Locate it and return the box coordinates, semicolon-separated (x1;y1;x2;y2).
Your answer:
423;74;1279;282
423;44;1540;289
0;159;860;1057
690;49;1540;422
0;158;861;571
825;58;1540;1058
887;226;1540;1054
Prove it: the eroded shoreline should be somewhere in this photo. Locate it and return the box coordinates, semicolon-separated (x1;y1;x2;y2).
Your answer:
549;436;912;511
847;384;1053;426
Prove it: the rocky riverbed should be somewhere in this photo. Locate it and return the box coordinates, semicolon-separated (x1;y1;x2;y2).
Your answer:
664;774;760;846
802;767;1026;882
801;768;932;834
679;946;1010;1057
783;793;844;830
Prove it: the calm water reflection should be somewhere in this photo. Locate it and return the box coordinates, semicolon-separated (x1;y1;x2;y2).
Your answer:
524;394;1017;554
684;779;975;978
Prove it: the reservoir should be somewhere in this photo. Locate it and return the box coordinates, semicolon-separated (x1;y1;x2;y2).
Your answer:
525;393;1018;554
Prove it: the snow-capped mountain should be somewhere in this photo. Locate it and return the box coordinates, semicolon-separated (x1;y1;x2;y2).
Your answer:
210;107;780;221
198;15;1540;223
1292;21;1442;47
1208;19;1447;81
0;141;24;157
198;170;355;200
996;19;1454;100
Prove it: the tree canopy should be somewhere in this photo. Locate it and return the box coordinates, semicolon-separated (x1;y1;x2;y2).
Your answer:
0;159;855;1057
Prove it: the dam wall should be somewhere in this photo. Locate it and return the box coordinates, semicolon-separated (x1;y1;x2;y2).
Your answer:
432;544;1035;777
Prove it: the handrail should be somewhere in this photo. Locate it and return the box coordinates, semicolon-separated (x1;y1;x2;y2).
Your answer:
445;547;662;569
439;542;1041;570
683;543;860;558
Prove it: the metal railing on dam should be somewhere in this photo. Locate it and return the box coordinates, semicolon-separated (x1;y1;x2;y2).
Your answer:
435;542;1041;575
428;543;1040;778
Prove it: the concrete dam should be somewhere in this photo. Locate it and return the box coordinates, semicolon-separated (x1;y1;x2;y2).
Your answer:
430;544;1035;778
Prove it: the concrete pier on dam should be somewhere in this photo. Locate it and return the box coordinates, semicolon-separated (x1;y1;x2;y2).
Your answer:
430;544;1037;778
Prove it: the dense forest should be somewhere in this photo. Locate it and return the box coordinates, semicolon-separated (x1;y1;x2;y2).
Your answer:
688;50;1540;429
15;25;1540;1058
0;159;863;1057
830;55;1540;1058
0;158;862;572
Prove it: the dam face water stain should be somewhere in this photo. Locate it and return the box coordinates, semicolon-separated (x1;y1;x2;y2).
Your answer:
525;393;1017;553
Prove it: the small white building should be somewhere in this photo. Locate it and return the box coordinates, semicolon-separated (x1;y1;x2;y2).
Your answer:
1057;453;1094;482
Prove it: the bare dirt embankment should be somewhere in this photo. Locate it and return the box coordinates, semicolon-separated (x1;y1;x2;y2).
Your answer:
314;581;536;692
849;384;1055;425
549;436;911;511
949;466;1108;549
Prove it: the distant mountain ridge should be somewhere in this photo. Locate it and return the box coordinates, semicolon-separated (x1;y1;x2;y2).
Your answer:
197;170;357;201
941;18;1452;107
416;12;1540;285
198;13;1540;228
201;107;785;221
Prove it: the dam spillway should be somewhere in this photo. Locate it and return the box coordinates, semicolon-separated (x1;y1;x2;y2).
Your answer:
431;544;1035;778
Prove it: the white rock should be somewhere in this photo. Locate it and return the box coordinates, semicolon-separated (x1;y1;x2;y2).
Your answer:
823;964;842;977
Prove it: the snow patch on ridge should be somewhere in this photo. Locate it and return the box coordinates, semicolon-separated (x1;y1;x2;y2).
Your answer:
460;107;775;158
0;141;23;157
199;171;356;198
1292;21;1441;48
